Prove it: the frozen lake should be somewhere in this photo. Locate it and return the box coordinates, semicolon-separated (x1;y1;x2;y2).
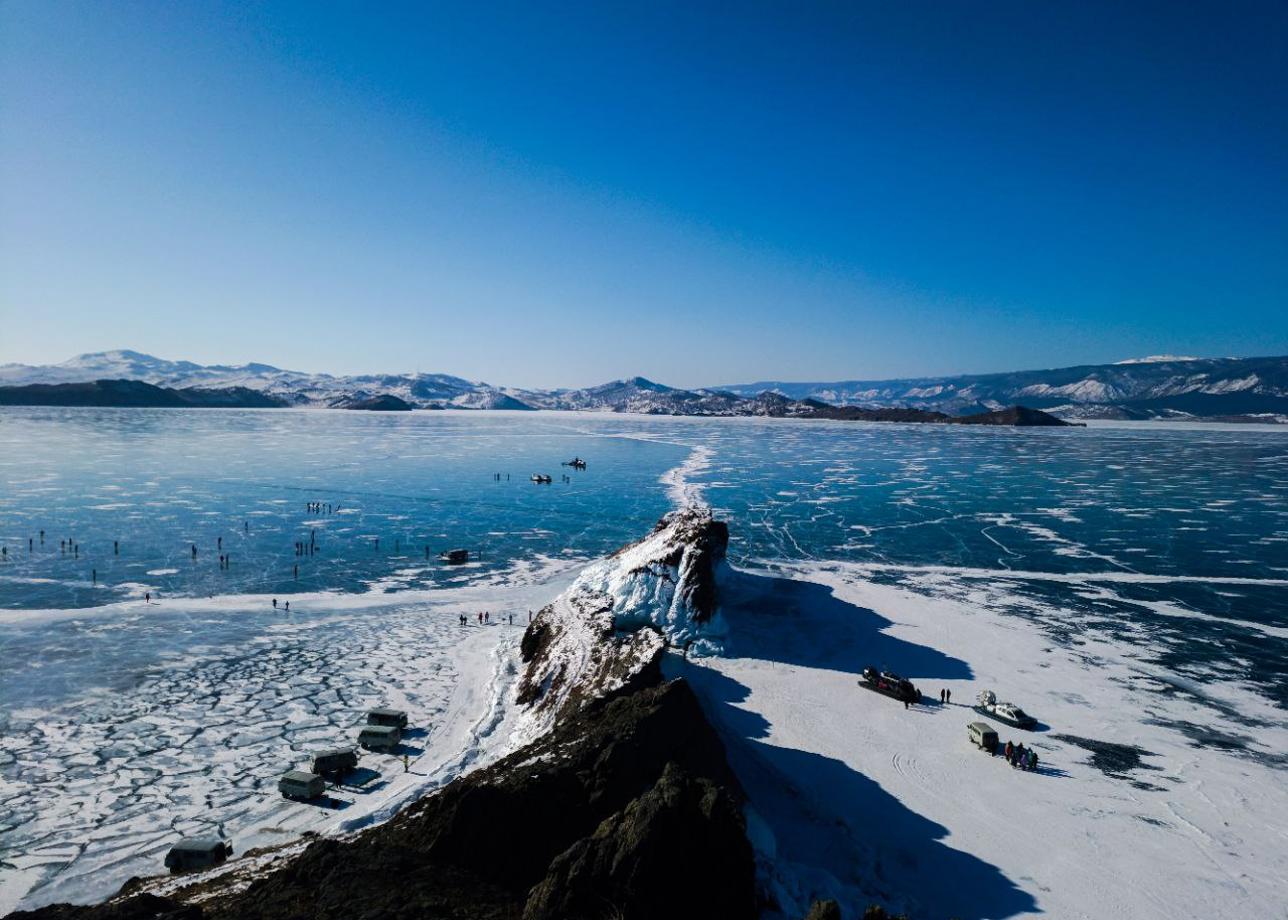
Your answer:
1;408;1286;915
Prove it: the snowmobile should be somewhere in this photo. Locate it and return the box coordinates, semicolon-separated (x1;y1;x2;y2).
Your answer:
562;457;587;469
973;689;1038;729
859;666;922;704
530;474;553;484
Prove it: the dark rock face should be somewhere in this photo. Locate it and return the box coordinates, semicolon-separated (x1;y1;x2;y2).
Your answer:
340;394;414;411
524;762;754;920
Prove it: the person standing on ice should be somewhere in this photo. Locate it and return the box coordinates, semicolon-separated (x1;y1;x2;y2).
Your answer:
1005;740;1014;763
272;598;277;609
946;689;952;704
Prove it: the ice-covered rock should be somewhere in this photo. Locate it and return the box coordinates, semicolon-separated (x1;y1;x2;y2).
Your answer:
515;508;730;733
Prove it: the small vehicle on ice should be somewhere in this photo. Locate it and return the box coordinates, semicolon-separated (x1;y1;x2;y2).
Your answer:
278;770;327;801
968;721;999;754
366;707;408;729
859;667;922;704
164;838;233;873
562;457;587;469
311;747;358;780
531;474;553;484
973;690;1038;729
358;724;402;752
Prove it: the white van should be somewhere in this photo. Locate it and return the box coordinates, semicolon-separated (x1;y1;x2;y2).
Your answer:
968;721;999;753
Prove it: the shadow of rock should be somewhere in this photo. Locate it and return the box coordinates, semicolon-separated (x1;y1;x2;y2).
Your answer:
685;664;1038;920
717;568;972;683
674;568;1035;919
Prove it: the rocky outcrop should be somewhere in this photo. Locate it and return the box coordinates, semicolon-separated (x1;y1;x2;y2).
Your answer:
514;508;730;738
523;761;754;920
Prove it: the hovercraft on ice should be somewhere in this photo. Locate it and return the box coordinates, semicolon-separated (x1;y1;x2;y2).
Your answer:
859;666;922;704
973;690;1037;729
531;473;553;484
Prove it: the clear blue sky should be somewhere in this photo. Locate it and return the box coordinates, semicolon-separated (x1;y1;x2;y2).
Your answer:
2;1;1285;388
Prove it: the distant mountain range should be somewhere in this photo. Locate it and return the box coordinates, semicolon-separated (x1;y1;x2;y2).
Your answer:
1;350;1285;422
721;355;1288;422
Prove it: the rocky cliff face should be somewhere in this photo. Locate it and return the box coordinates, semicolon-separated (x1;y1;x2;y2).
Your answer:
514;508;731;739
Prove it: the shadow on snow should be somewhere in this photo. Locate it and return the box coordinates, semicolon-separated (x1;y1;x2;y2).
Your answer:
681;569;1038;919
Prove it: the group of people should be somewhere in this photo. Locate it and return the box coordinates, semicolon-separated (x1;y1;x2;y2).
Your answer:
1003;740;1039;771
306;502;335;514
458;610;517;626
938;688;953;704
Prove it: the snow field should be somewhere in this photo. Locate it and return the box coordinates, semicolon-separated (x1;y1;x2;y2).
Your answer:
672;562;1288;920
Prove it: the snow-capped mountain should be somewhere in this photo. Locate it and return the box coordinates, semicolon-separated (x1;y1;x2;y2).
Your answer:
3;351;1286;420
0;351;515;410
719;355;1288;420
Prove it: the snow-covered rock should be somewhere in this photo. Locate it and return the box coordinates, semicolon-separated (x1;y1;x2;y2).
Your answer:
515;508;730;735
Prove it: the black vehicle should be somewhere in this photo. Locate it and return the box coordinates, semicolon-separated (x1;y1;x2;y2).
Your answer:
311;747;359;780
859;666;921;703
563;457;587;469
164;838;233;873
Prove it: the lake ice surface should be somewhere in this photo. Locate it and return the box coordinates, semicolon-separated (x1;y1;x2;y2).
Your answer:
1;408;1286;916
